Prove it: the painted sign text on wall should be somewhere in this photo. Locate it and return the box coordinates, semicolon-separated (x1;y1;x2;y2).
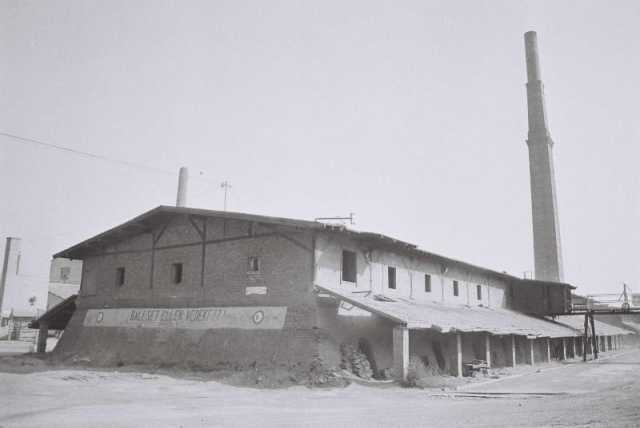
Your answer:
83;306;287;330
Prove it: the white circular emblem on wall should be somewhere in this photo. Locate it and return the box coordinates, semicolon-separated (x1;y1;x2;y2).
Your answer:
97;312;104;323
252;310;264;325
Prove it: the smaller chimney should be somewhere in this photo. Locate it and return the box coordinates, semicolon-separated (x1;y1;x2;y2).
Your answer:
176;167;189;207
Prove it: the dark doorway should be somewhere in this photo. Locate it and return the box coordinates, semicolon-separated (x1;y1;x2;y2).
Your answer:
357;338;378;376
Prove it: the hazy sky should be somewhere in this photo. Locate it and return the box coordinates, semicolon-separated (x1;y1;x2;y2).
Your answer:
1;0;638;309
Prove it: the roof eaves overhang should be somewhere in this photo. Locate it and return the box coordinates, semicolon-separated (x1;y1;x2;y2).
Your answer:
314;285;407;325
54;205;327;260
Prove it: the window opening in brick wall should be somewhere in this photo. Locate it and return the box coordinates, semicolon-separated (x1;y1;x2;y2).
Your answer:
476;284;482;300
453;280;459;296
341;250;357;283
388;267;396;289
171;263;183;284
115;267;125;287
425;274;431;292
248;257;260;273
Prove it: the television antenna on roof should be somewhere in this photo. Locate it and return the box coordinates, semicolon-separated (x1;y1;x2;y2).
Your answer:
314;213;355;225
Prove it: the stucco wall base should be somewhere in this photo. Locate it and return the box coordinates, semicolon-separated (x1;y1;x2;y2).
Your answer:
54;308;319;371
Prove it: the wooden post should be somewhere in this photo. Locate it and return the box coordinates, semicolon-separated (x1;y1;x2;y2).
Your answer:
392;326;409;382
511;335;517;367
529;338;535;366
590;313;598;359
36;322;48;353
562;338;567;360
485;334;491;368
546;338;551;363
583;313;589;362
572;337;577;359
456;333;463;378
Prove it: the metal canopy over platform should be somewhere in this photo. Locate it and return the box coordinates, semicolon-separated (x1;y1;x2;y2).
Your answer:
29;295;77;331
316;284;585;338
552;315;635;337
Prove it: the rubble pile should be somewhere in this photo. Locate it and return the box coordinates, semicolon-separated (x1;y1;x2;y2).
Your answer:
405;355;444;387
340;342;373;379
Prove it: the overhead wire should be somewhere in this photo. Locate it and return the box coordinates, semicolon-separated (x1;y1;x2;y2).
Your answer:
0;131;221;186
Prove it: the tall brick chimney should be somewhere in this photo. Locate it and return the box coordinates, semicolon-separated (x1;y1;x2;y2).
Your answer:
524;31;564;282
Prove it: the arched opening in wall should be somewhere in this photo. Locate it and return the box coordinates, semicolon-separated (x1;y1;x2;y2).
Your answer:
420;354;430;368
432;341;446;370
357;338;378;377
472;340;483;360
491;348;500;366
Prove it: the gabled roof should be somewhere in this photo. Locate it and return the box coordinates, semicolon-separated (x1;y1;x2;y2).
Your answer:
54;205;574;289
54;205;327;260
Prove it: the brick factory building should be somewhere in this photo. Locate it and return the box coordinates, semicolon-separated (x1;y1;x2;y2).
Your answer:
30;31;635;380
41;206;632;380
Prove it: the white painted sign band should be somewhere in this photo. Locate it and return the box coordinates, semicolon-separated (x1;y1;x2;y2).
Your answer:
83;306;287;330
245;286;267;295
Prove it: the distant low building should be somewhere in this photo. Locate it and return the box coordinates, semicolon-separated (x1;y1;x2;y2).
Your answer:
0;237;45;318
47;258;82;309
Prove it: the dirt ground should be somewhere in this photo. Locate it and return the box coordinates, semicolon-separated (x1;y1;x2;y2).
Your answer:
1;348;639;428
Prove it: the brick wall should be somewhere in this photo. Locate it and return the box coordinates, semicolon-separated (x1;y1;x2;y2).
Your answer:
56;214;319;370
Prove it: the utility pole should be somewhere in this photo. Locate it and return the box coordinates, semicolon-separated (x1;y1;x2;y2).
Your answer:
0;237;21;315
220;181;232;211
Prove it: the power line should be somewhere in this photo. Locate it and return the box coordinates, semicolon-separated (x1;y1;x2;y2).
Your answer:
1;130;226;198
1;131;173;175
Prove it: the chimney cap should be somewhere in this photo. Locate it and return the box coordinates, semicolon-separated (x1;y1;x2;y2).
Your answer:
524;31;541;82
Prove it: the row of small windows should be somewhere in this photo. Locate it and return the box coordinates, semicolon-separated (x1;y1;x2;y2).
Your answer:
342;250;483;300
114;257;261;287
445;280;483;300
116;263;184;287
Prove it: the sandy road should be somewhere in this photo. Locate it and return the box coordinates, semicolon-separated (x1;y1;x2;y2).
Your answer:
1;349;639;428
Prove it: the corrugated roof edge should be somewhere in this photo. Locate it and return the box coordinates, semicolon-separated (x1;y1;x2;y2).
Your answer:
53;205;575;290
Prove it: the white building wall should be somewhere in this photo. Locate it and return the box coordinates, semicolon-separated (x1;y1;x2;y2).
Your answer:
314;233;511;309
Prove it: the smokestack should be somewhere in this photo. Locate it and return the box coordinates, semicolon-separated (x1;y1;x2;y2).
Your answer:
0;237;21;313
524;31;564;282
176;167;189;207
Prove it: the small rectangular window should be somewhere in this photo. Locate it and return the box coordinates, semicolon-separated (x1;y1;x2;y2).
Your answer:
115;267;125;287
172;263;183;284
388;267;396;289
476;284;482;300
248;257;260;273
425;274;431;292
341;250;357;283
453;280;459;296
60;267;70;281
